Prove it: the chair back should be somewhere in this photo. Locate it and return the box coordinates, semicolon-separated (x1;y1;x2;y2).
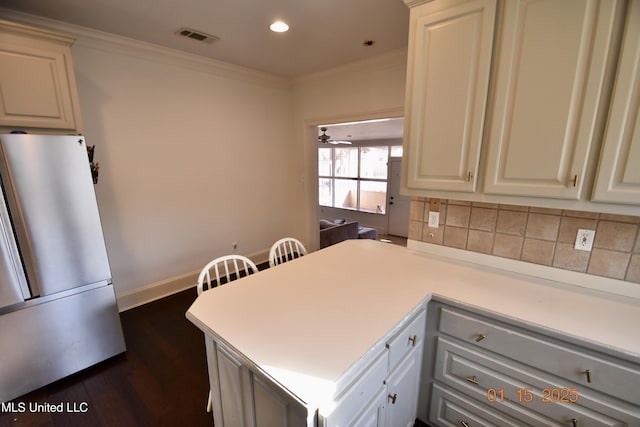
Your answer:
269;237;308;267
197;254;259;295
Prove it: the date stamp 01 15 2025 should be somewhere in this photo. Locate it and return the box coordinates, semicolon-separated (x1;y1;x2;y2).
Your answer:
486;387;579;404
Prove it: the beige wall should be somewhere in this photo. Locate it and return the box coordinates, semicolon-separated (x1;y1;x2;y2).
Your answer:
409;198;640;284
72;41;298;299
291;50;409;249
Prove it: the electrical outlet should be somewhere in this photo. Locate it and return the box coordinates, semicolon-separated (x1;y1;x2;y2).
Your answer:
574;229;595;251
428;211;440;228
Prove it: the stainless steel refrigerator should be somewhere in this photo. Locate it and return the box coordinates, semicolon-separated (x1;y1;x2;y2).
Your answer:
0;133;125;402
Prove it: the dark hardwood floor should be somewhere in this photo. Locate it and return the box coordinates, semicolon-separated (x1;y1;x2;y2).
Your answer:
0;288;212;427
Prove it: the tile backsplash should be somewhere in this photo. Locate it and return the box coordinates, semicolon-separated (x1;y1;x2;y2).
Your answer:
409;198;640;284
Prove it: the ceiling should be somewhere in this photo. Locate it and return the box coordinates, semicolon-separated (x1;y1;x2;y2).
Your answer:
319;117;404;143
0;0;410;78
0;0;409;140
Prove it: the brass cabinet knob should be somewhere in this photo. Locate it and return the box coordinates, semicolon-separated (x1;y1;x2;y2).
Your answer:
408;335;417;346
572;418;578;427
585;369;592;383
388;393;398;404
475;334;487;342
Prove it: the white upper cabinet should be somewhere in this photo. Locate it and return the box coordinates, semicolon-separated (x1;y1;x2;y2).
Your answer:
403;0;496;192
0;20;82;132
402;0;640;212
592;1;640;205
483;0;622;199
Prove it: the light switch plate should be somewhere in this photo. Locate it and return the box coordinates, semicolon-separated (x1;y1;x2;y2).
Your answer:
428;211;440;228
575;229;595;251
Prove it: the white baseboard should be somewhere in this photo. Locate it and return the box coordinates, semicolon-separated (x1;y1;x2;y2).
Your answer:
116;248;270;312
116;270;199;312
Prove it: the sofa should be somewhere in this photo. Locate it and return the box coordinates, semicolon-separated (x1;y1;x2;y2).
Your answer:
319;219;378;249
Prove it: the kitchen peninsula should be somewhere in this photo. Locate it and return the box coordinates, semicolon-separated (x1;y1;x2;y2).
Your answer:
186;240;640;426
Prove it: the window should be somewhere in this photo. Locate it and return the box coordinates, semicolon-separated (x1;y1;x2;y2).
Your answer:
319;144;402;214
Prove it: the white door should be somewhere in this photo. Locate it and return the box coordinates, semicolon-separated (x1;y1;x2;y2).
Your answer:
387;158;410;237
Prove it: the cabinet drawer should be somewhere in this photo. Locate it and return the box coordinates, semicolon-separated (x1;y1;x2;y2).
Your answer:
324;349;388;426
438;306;640;404
387;307;426;371
430;383;523;426
435;337;638;426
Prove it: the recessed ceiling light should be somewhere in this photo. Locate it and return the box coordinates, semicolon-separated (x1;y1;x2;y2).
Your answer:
270;21;289;33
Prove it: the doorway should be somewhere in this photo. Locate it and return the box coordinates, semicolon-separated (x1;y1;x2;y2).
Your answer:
316;117;409;238
387;158;410;237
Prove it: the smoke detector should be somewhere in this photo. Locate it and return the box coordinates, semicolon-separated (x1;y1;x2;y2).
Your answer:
176;27;219;44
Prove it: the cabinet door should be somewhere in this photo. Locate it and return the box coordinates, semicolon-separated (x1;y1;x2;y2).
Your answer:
483;0;622;199
0;22;81;131
403;0;496;192
253;376;308;427
208;339;307;427
384;349;421;427
350;386;387;427
592;1;640;205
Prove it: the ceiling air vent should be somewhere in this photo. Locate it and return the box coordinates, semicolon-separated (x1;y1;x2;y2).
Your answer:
176;27;219;44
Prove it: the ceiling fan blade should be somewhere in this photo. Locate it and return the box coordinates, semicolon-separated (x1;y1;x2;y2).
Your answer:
318;127;331;143
319;126;351;144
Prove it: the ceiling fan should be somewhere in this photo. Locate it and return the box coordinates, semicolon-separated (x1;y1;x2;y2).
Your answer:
318;127;352;145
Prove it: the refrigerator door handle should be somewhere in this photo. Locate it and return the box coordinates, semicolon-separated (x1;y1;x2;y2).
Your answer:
0;182;31;305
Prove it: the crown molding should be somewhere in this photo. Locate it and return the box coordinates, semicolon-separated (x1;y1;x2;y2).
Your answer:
0;17;74;43
403;0;433;7
0;8;291;90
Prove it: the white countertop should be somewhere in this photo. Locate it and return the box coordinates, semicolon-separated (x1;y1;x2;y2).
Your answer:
186;239;640;410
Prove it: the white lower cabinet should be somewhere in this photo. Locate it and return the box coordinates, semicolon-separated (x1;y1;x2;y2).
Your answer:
205;305;427;427
206;339;308;427
384;348;421;427
325;349;389;426
348;386;387;427
202;300;639;427
329;306;427;427
426;302;640;426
